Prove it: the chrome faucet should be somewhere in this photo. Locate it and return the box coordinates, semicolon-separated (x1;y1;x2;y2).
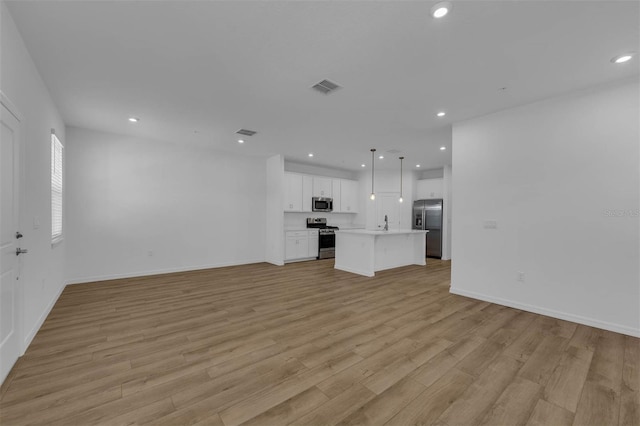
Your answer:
384;215;389;231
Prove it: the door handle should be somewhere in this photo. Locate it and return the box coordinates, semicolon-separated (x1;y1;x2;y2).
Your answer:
16;248;28;256
16;232;23;239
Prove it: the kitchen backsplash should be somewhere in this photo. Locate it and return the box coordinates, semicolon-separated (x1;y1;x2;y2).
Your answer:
284;212;363;229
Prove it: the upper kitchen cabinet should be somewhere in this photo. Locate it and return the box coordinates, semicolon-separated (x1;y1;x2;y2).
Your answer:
301;175;312;212
332;179;342;212
340;179;358;213
284;172;358;213
312;177;332;198
284;172;312;212
416;178;444;199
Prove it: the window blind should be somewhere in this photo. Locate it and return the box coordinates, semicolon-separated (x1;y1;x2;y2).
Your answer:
51;133;63;243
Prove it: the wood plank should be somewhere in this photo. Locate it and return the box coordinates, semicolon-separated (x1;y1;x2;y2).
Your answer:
336;377;425;426
437;355;523;425
544;345;593;412
518;334;569;386
619;387;640;426
385;368;475;425
620;335;640;426
569;324;601;352
573;381;620;426
526;399;574;426
289;383;376;426
0;259;633;426
241;386;329;426
587;330;625;392
456;339;506;377
481;377;542;426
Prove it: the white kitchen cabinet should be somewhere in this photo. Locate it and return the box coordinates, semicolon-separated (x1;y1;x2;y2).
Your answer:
312;177;332;198
285;234;300;260
332;179;342;212
340;179;358;213
284;173;303;211
301;175;313;212
308;229;319;258
284;172;313;212
416;178;444;199
285;230;318;261
285;173;357;213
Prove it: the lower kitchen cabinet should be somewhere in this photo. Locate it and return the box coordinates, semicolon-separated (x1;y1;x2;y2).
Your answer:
285;230;319;262
308;233;319;258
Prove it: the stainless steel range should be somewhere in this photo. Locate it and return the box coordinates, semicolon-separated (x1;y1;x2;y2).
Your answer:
306;218;339;259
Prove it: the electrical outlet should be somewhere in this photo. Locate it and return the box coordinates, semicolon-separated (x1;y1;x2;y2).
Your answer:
517;272;525;282
148;250;154;257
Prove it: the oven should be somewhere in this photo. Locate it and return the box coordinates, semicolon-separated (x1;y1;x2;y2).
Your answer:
318;229;336;259
306;218;338;259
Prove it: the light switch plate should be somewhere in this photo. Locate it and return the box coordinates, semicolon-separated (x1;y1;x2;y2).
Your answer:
33;216;40;229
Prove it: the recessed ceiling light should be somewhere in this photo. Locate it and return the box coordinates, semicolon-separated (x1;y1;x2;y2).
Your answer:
379;155;384;159
437;111;446;117
431;1;451;18
416;164;421;168
308;153;314;157
237;139;244;144
128;117;139;123
440;146;446;150
611;53;635;64
361;164;366;168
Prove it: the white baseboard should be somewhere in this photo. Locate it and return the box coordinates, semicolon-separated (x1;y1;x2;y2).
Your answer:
66;258;266;285
22;281;66;354
450;286;640;338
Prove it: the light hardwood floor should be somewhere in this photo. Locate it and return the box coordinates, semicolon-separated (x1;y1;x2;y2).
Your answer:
0;260;638;425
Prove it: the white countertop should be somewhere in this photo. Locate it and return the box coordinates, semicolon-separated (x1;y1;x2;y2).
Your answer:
335;229;428;236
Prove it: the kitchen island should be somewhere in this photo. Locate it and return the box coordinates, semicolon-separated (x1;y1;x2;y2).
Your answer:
334;229;428;277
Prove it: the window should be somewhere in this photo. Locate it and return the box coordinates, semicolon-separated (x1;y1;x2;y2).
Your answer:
51;131;63;244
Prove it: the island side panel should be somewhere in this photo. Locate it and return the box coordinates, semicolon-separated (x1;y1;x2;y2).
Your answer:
414;231;427;265
335;232;375;277
374;232;426;272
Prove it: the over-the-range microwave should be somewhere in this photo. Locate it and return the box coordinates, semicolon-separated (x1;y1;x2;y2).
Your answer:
312;197;333;212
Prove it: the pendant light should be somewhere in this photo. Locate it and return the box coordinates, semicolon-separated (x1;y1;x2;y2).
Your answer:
370;149;376;200
399;156;404;203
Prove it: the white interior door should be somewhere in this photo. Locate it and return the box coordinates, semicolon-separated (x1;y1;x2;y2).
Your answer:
1;100;22;385
376;193;400;230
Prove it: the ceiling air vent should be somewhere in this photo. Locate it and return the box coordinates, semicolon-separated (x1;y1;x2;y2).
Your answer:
236;129;257;137
311;79;341;95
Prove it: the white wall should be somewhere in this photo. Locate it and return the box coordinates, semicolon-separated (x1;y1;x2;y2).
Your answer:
443;165;452;260
451;79;640;337
65;127;267;283
266;155;284;265
420;168;445;179
357;169;416;230
1;3;67;349
285;161;357;180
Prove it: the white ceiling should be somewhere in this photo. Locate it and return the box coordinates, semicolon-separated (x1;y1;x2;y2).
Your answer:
6;0;639;171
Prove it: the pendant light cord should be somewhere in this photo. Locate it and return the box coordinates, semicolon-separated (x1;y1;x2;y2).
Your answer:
399;156;404;199
370;149;376;197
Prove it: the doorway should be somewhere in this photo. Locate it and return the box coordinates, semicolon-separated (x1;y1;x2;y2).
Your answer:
1;94;23;385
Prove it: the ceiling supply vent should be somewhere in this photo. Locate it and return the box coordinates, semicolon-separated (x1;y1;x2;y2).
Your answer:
236;129;257;137
311;79;341;95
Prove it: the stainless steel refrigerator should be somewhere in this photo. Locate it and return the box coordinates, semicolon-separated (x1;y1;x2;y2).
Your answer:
412;199;443;258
